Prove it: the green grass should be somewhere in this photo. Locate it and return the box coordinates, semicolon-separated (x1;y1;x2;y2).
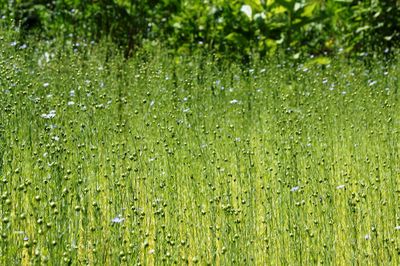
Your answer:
1;31;400;265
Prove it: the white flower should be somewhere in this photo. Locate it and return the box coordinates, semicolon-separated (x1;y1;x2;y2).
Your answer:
230;99;239;104
240;5;252;19
41;110;56;119
69;90;75;97
67;101;75;106
395;226;400;230
43;83;49;88
291;186;300;192
364;234;370;240
111;216;124;223
336;184;345;190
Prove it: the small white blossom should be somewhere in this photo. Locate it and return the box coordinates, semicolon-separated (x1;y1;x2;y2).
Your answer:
291;186;300;192
111;216;124;223
41;110;56;119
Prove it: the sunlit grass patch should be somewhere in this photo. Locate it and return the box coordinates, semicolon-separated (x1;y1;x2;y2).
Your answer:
1;30;400;265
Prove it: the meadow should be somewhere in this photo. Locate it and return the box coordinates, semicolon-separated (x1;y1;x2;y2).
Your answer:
1;33;400;265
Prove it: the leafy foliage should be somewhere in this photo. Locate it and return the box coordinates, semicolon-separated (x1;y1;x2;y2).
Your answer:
1;0;399;58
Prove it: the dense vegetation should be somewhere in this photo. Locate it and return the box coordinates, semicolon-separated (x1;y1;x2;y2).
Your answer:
1;24;400;264
1;0;399;59
1;1;399;264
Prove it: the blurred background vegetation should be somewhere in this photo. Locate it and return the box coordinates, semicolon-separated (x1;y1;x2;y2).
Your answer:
1;0;399;60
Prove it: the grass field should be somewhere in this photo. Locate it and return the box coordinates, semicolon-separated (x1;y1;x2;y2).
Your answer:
1;33;400;265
